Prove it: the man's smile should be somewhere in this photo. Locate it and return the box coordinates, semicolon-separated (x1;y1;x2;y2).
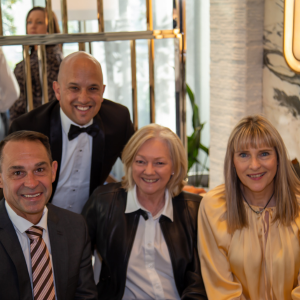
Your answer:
75;105;91;111
21;192;42;198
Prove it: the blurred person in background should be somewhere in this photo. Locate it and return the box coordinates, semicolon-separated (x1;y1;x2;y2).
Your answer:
82;123;207;300
0;47;20;139
10;6;63;122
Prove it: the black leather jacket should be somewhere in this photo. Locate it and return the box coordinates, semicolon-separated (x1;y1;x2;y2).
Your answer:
82;183;207;300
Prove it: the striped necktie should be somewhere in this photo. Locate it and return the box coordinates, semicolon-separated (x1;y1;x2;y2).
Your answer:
26;226;55;300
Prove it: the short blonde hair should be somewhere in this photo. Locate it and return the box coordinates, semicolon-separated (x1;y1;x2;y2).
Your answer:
122;123;187;197
224;115;300;233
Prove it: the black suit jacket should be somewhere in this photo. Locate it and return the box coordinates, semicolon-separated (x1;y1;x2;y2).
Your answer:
82;183;207;300
9;99;135;201
0;199;97;300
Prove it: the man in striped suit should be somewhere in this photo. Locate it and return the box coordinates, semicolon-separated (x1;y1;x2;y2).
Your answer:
0;131;97;300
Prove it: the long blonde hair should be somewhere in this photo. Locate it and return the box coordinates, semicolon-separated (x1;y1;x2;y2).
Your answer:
122;123;187;197
224;115;300;233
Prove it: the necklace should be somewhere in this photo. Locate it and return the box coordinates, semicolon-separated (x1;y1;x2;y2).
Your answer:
241;190;275;215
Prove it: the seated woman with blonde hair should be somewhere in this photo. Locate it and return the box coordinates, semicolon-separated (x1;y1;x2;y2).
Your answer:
83;123;207;300
198;115;300;300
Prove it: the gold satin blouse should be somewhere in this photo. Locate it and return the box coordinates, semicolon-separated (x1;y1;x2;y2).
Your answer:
198;184;300;300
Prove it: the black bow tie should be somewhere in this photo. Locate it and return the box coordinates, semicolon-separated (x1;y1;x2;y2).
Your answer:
68;123;100;140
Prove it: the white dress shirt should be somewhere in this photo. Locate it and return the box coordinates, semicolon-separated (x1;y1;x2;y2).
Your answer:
52;108;92;213
5;201;57;300
122;186;180;300
93;187;181;299
0;47;20;112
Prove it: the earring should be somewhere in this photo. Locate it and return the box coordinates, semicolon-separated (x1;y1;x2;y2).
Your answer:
171;172;174;175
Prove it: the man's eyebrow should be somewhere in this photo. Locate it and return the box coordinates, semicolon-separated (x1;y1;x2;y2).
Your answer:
67;82;100;87
35;162;48;167
8;161;48;171
8;166;25;171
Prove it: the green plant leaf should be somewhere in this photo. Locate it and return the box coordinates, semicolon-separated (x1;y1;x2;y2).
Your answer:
186;83;201;129
199;143;209;155
186;83;210;173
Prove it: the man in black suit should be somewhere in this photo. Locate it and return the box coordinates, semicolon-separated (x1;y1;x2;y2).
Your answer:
9;51;135;213
0;130;97;300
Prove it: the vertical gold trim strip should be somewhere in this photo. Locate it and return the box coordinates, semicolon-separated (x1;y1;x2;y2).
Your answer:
97;0;104;32
89;42;92;54
146;0;153;30
174;0;180;29
178;34;186;149
0;0;3;36
46;0;54;34
78;42;85;51
284;0;300;73
175;38;181;137
37;45;49;104
146;0;155;122
61;0;68;34
148;39;155;123
181;0;186;54
178;0;187;149
23;45;34;112
293;0;300;60
130;40;138;131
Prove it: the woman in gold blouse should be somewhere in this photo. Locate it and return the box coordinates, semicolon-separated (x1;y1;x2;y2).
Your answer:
198;115;300;300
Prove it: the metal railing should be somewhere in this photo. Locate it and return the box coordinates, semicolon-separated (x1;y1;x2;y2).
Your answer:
0;0;186;146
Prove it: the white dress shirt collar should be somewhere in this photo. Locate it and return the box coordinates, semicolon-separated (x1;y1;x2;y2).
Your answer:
125;185;173;222
60;108;93;136
5;200;48;233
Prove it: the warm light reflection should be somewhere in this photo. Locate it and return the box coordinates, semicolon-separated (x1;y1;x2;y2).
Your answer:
284;0;300;73
293;0;300;60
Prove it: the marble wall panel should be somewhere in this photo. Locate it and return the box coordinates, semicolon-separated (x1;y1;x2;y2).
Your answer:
263;0;300;161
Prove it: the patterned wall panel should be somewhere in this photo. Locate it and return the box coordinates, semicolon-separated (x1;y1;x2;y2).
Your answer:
263;0;300;161
210;0;264;188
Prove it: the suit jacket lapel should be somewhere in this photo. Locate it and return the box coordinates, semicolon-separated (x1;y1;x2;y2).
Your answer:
49;103;62;201
90;114;105;195
47;204;68;300
0;200;33;300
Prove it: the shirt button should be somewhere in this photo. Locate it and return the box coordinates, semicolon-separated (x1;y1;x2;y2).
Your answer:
73;189;75;191
68;205;72;208
75;170;78;172
79;150;82;152
148;243;151;247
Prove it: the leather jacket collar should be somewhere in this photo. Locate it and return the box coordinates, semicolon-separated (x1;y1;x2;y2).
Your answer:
82;182;207;300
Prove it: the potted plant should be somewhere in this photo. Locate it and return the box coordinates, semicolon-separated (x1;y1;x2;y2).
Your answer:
186;83;209;187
